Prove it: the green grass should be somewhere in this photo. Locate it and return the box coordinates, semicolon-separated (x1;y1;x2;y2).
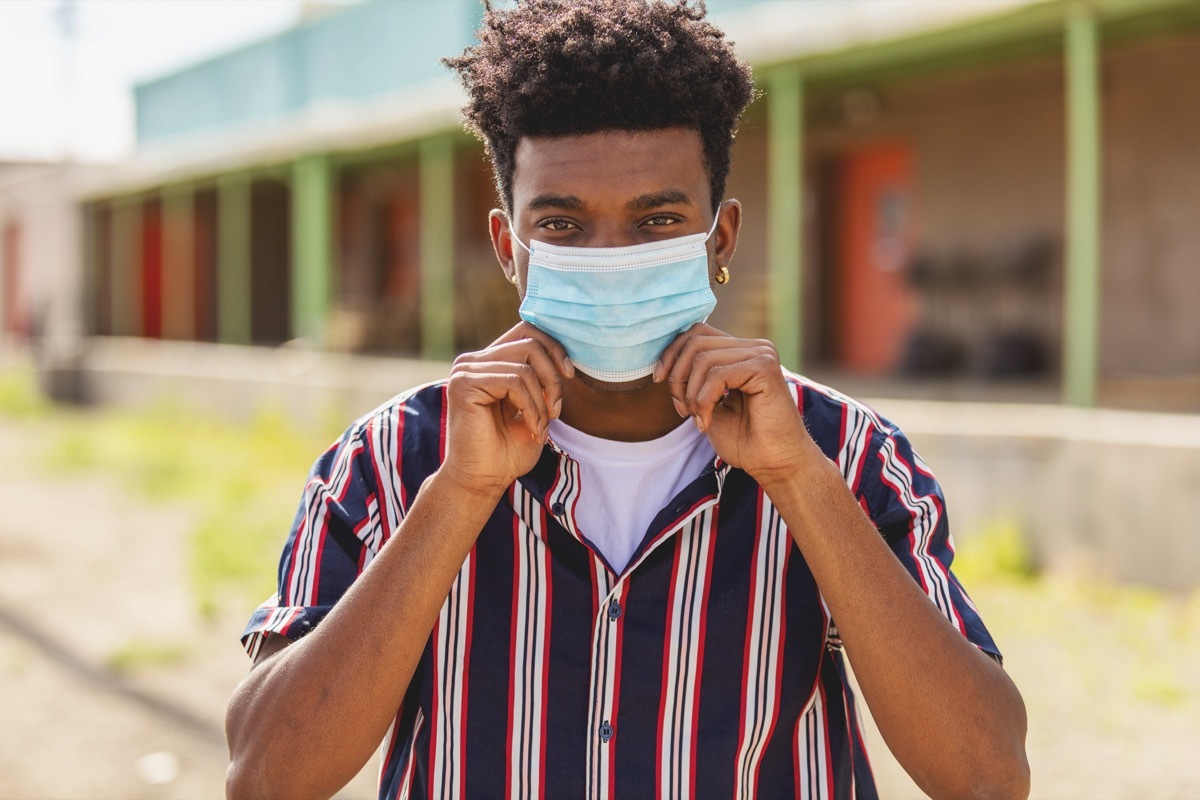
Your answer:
1;369;338;619
0;369;51;418
105;639;189;673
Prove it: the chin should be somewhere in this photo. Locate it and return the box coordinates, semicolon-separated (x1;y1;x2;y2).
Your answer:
576;370;656;393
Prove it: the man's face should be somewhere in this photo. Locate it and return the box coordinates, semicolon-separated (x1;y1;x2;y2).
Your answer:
503;127;717;286
489;126;740;392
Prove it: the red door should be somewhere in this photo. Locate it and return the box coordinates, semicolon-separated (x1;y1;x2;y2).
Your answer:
836;144;917;374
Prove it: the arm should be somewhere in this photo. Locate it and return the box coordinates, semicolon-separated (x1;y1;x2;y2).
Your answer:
225;324;572;800
658;324;1029;800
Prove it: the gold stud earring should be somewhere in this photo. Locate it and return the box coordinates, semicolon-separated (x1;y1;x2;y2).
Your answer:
715;265;730;285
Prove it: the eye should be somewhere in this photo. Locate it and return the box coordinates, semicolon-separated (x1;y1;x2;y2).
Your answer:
640;214;682;228
538;217;578;232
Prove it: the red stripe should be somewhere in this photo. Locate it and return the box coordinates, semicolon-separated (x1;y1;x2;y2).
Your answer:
458;549;476;793
733;489;766;789
606;582;627;800
793;603;830;799
748;544;791;793
381;710;403;791
886;446;967;635
637;495;713;569
396;405;408;512
438;384;448;464
505;488;521;797
366;417;393;546
688;519;717;794
849;422;876;496
537;507;553;800
426;617;443;800
655;537;686;798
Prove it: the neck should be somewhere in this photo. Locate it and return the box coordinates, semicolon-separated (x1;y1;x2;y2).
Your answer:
557;377;686;442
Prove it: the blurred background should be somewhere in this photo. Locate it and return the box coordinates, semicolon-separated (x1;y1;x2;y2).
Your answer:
1;0;1198;797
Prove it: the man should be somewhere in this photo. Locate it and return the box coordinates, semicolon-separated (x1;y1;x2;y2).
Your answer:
225;2;1029;798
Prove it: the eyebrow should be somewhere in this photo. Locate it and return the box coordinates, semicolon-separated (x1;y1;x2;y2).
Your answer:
527;193;585;211
626;189;693;210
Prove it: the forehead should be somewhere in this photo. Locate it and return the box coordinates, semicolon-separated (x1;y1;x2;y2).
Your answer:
511;128;709;209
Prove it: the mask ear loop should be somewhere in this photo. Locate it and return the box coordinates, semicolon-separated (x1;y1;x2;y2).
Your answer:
507;218;532;255
704;204;723;242
708;204;730;284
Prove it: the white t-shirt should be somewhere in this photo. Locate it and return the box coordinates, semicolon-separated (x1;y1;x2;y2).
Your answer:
547;417;717;573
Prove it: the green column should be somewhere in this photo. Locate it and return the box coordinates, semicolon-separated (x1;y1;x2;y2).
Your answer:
291;154;333;345
766;65;805;373
161;184;195;341
217;173;252;345
419;136;456;360
109;195;142;337
1063;5;1101;407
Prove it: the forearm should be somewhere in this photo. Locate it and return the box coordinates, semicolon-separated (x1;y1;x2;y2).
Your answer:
225;471;503;800
760;452;1029;799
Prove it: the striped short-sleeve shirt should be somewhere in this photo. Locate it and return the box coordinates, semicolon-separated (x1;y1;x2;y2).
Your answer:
242;371;999;800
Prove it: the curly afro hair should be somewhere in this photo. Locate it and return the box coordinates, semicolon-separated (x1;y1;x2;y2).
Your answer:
444;0;757;214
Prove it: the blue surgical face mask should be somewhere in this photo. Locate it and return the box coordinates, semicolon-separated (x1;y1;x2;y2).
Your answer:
511;213;721;382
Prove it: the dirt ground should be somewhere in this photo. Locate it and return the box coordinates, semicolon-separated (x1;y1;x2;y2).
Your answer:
1;415;1197;799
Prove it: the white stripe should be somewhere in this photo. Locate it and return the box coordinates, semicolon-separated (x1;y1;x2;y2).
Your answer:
430;552;473;800
659;511;717;799
291;437;362;606
734;499;790;800
396;707;425;800
877;436;960;630
586;576;624;800
510;484;550;800
796;687;828;800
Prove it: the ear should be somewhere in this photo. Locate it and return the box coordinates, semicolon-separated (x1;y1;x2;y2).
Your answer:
489;209;519;285
713;199;742;270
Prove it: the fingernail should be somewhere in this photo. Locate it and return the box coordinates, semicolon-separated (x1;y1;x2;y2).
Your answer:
693;414;705;432
651;362;663;383
562;357;574;377
552;397;562;418
672;397;687;418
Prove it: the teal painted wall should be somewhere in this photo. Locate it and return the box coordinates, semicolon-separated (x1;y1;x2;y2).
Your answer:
134;0;484;145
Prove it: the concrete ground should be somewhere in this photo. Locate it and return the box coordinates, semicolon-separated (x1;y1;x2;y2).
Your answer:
1;412;1198;799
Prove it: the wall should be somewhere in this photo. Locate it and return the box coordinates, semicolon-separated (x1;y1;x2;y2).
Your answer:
134;0;483;145
871;396;1200;592
1100;35;1200;378
72;337;1200;592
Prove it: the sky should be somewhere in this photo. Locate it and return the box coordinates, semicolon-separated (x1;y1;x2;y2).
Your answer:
0;0;351;163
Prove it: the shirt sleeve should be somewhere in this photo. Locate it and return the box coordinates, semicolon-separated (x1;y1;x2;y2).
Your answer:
855;418;1002;661
240;416;394;660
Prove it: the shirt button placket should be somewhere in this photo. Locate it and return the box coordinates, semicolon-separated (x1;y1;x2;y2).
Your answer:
599;720;614;743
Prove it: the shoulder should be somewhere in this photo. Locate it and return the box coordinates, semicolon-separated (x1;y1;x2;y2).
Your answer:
782;370;899;445
781;370;928;499
338;380;450;474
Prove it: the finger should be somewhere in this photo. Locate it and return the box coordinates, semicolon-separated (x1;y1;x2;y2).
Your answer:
460;342;564;419
682;348;767;430
654;322;723;383
522;345;565;419
664;334;746;410
488;321;574;378
690;354;784;431
452;363;548;438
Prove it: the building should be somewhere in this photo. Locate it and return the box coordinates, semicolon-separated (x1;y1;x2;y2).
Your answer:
68;0;1200;411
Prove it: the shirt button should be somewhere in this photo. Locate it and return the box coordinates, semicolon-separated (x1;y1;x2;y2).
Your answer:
607;601;622;621
551;502;565;516
599;721;614;742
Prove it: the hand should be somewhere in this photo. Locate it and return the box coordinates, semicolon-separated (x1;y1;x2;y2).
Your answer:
440;322;574;499
655;323;817;486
